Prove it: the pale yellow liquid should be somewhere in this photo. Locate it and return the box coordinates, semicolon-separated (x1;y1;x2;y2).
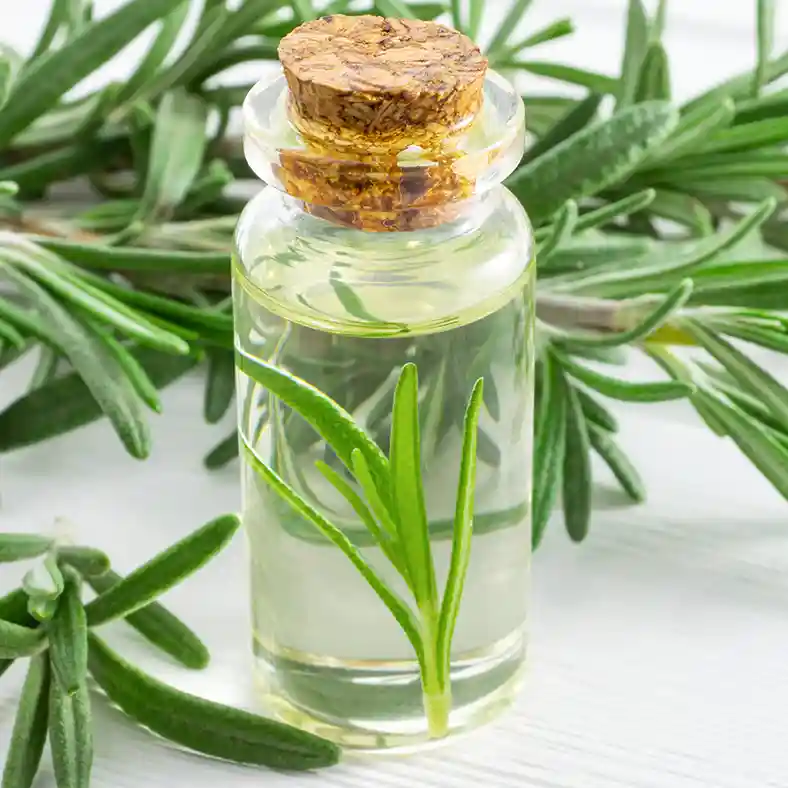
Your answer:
234;186;535;750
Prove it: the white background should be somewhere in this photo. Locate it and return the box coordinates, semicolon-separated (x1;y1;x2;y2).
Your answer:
3;2;788;787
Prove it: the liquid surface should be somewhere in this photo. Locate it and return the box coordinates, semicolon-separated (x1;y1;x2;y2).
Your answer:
234;189;535;749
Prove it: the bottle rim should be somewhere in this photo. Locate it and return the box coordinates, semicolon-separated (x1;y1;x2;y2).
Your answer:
241;67;526;231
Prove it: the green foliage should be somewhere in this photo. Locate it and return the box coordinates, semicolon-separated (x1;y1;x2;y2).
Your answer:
0;513;338;783
0;1;788;773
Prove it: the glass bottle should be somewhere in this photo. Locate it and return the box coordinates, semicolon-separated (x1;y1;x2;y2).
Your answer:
233;15;535;751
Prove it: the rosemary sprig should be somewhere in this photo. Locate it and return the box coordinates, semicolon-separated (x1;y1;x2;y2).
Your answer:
0;516;341;784
240;358;483;737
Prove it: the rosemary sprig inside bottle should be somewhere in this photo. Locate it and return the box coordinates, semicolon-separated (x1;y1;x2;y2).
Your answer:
239;358;483;737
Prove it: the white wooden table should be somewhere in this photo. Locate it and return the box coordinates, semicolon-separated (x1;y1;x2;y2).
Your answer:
3;3;788;787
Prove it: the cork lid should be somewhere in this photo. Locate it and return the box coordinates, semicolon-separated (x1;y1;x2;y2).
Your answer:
278;15;488;147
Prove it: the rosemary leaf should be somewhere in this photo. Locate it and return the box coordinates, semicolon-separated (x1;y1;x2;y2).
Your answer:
573;189;657;234
236;351;391;496
57;546;111;579
0;534;52;563
49;567;88;696
532;355;567;547
375;0;418;19
1;654;50;788
0;0;186;147
487;0;535;56
588;422;646;502
0;619;47;660
538;200;578;267
204;431;240;470
88;633;341;770
523;94;602;166
204;348;235;424
562;378;593;542
390;363;438;614
23;553;64;602
556;351;693;402
48;676;93;788
86;570;210;670
635;41;671;102
242;443;424;662
0;347;196;455
84;514;241;626
617;0;650;110
682;318;788;429
755;0;776;97
435;378;483;686
508;101;678;224
115;1;190;107
136;90;209;225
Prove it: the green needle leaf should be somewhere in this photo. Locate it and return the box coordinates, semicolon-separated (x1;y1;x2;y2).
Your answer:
588;422;646;502
204;348;236;424
0;347;196;455
573;189;656;234
84;514;241;626
523;94;602;166
683;318;788;430
561;198;776;297
375;0;417;19
88;633;341;770
135;89;209;225
49;568;88;696
315;460;407;577
635;41;671;102
0;534;53;563
116;1;190;107
577;388;620;433
1;654;50;788
390;363;438;614
756;0;776;96
538;200;578;267
0;265;152;458
48;678;93;788
236;350;391;497
562;380;593;542
555;351;693;402
57;546;111;578
487;0;535;56
507;101;678;225
694;390;788;500
533;355;567;548
0;619;47;659
31;239;229;276
561;279;693;349
0;0;186;147
506;62;618;94
0;236;190;355
241;442;424;663
617;0;650;110
436;378;483;686
86;570;210;670
23;553;65;602
204;431;240;470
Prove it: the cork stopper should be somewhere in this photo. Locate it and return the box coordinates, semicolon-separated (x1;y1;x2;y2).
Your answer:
274;15;489;231
279;15;488;150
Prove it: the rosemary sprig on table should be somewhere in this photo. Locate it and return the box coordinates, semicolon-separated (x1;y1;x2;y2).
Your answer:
0;517;341;785
1;0;788;544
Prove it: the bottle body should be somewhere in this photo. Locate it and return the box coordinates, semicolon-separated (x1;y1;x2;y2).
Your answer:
234;184;536;749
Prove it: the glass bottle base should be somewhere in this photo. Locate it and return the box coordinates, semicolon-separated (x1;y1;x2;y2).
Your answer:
252;629;527;753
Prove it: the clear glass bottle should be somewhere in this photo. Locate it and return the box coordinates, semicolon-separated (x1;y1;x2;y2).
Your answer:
233;15;535;752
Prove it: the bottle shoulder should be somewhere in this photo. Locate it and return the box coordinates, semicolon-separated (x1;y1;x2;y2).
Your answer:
234;188;534;336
